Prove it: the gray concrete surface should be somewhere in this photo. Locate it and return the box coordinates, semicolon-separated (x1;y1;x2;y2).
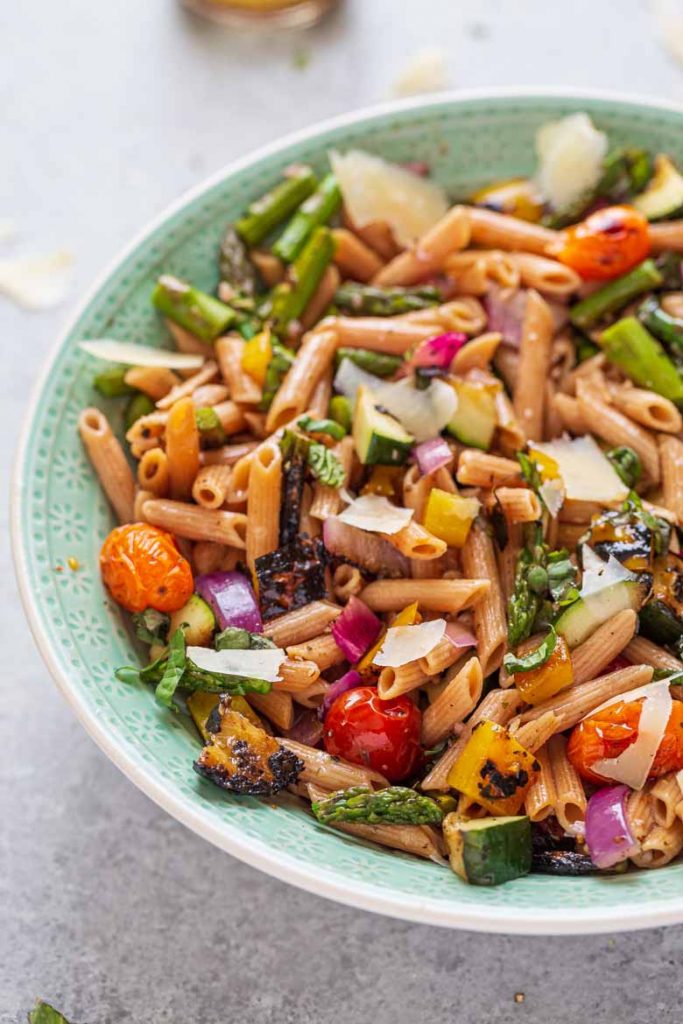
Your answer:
3;1;683;1021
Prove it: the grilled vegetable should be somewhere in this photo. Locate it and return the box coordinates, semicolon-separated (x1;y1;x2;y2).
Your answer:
447;720;539;816
168;593;216;647
273;173;341;263
187;690;262;741
151;274;237;342
279;429;310;545
219;224;259;297
555;579;648;649
633;154;683;220
507;528;578;646
297;414;347;441
235;164;317;247
353;385;414;465
123;391;155;431
508;632;573;705
194;699;303;795
215;626;275;651
532;849;598;875
93;364;135;398
333;282;441;317
28;1002;72;1024
569;259;662;330
470;177;544;222
599;317;683;404
446;379;497;450
556;205;651;281
639;553;683;647
422;489;479;548
584;493;668;571
255;535;327;621
312;785;443;826
195;406;226;449
443;813;532;886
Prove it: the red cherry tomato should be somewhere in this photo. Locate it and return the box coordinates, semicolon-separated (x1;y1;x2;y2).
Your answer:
555;204;650;280
323;686;423;783
100;522;194;613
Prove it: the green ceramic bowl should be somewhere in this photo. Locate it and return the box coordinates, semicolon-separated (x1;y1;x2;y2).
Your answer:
13;89;683;934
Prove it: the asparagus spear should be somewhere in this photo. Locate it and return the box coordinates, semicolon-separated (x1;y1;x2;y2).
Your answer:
236;164;317;248
195;406;226;449
600;316;683;403
312;785;443;826
152;275;237;342
638;296;683;352
333;282;442;317
218;225;259;297
259;341;295;411
569;259;663;330
93;364;135;398
335;346;403;377
272;173;342;263
328;394;352;432
270;226;334;336
123;392;155;431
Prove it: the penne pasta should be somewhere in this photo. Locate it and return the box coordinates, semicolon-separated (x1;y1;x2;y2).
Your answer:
460;519;507;675
457;450;521;488
266;328;338;431
373;205;471;287
215;335;262;405
421;656;483;747
468;206;559;255
513;290;555;442
78;408;135;523
191;464;233;510
331;227;384;281
571;609;638;685
262;600;342;646
137;447;170;498
245;440;282;571
142;498;247;547
659;435;683;524
360;578;490;614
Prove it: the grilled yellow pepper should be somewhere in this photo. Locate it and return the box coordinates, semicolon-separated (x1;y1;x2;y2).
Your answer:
241;328;272;386
512;634;574;705
470;178;544;223
423;489;480;548
447;720;539;816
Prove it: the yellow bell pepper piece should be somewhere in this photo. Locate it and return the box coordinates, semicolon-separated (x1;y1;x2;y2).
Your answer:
447;720;539;816
528;448;560;481
423;489;480;548
187;691;262;741
513;634;574;705
358;601;419;671
241;329;272;386
470;178;544;223
361;466;403;498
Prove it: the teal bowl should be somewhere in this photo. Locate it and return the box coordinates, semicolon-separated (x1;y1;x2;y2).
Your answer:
13;89;683;934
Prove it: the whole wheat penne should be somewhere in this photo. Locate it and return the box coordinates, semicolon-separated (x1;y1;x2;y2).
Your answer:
651;773;683;829
78;408;135;523
631;820;683;868
445;250;520;295
266;328;337;431
461;519;507;675
142;498;247;548
495;486;541;524
215;335;262;404
419;634;466;675
627;787;655;843
556;522;586;549
649;220;683;252
399;297;487;336
192;383;230;407
133;488;154;522
242;410;268;438
576;378;660;484
331;562;364;602
137;447;170;497
165;318;208;355
286;632;345;671
323;315;438;354
609;387;683;434
457;450;521;488
543;381;564;441
126;410;168;457
247;690;294;731
302;265;340;330
156;360;219;410
310;436;354;520
378;661;432;701
274;658;321;692
343;212;400;261
381;520;447;560
496;522;522;607
360;578;490;614
250;249;285;286
165;396;201;500
659;435;683;523
282;739;387;790
513;711;559;754
373;205;471;287
332;227;384;281
557;498;601;525
571;609;638;685
245;440;282;571
192;540;231;576
308;367;334;419
298;483;321;540
421;657;483;748
292;679;329;708
263;600;342;646
513;290;555;442
525;745;556;821
191;464;232;509
514;664;653;732
230;408;317;496
200;441;258;467
468;206;559;255
547;735;586;831
624;635;683;673
512;252;581;298
124;365;181;401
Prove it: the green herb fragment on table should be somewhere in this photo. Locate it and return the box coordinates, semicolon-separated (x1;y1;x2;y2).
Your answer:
151;274;237;342
236;164;317;248
312;785;443;826
333;282;441;318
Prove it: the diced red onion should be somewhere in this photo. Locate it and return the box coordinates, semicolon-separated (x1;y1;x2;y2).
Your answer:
195;571;262;633
284;708;324;747
319;669;363;720
331;596;382;663
585;784;640;869
413;437;453;476
484;285;528;348
323;516;410;577
445;621;477;649
403;331;468;373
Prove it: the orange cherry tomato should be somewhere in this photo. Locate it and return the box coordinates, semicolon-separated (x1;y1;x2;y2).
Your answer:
567;698;683;785
554;204;651;280
100;522;194;613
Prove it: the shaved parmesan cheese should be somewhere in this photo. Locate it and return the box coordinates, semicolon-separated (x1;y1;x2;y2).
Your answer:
591;681;672;790
375;619;446;667
329;149;448;248
337;494;413;535
539;479;564;518
535;113;608;215
333;358;382;403
80;340;204;370
0;250;73;310
580;550;637;599
531;435;628;503
187;646;285;682
392;48;449;97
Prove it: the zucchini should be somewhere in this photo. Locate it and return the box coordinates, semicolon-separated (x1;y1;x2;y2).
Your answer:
443;813;532;886
168;594;216;647
639;554;683;647
352;385;414;465
446;379;497;450
633;154;683;220
555;579;648;648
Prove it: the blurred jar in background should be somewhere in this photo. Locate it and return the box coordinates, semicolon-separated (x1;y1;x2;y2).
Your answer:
182;0;339;28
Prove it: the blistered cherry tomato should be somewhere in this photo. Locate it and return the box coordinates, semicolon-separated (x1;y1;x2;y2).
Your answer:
555;204;650;280
567;697;683;785
100;522;194;613
323;685;423;783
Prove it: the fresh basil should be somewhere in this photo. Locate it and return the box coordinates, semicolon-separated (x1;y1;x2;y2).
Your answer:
504;626;558;674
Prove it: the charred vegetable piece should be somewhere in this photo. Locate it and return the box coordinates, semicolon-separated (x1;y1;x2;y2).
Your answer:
28;1002;72;1024
353;385;414;466
312;785;443;826
585;501;655;572
152;275;238;342
279;429;310;545
187;690;262;741
235;165;317;248
508;632;574;705
255;535;327;621
443;813;532;886
194;700;303;795
195;406;226;449
639;553;683;647
447;721;539;816
219;225;259;297
333;282;441;317
259;341;295;411
532;849;600;876
470;177;544;222
556;579;648;649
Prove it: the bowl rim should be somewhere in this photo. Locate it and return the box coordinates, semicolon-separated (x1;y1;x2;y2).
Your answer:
13;86;683;934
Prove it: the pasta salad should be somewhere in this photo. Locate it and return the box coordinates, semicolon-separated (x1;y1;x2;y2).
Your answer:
79;111;683;887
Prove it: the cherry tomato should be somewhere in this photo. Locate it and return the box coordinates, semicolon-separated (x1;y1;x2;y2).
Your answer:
323;685;423;783
555;204;650;280
567;698;683;785
100;522;194;613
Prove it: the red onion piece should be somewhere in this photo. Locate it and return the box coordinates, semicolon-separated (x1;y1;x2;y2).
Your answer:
585;784;640;869
284;708;324;747
319;669;363;720
484;285;528;348
323;516;410;577
445;621;477;649
403;331;468;374
413;437;453;476
401;161;431;177
331;596;382;663
195;571;262;633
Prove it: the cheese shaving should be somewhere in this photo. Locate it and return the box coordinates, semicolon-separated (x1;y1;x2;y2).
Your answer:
337;494;413;535
535;113;608;214
0;250;73;310
539;479;564;518
80;340;204;370
392;48;449;97
580;550;637;599
374;619;446;667
187;646;285;682
531;435;629;503
591;680;672;790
